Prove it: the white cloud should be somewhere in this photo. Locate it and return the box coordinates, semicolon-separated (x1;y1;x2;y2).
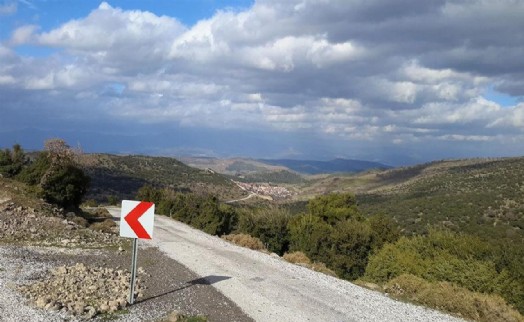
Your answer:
2;0;524;163
10;25;38;45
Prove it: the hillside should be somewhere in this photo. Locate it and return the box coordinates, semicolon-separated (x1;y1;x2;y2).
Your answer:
78;154;246;202
260;158;391;175
295;157;524;242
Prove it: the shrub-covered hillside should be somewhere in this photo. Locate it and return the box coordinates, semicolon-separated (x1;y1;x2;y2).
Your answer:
78;154;245;202
355;157;524;242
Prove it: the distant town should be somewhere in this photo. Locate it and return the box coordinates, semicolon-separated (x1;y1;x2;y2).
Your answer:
232;180;293;200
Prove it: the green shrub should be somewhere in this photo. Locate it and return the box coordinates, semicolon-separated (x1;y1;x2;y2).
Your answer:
328;219;373;280
237;207;291;254
107;195;119;206
364;229;524;314
288;213;332;261
82;199;97;207
385;274;523;322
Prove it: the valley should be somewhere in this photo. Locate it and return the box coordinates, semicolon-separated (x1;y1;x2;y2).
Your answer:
1;145;523;321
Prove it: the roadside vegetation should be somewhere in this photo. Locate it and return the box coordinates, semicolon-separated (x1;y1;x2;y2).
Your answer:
136;183;524;320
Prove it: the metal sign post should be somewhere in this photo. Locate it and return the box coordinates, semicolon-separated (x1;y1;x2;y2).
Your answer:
129;238;139;304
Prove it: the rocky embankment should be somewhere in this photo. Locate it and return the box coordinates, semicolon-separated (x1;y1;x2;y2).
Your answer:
0;202;120;247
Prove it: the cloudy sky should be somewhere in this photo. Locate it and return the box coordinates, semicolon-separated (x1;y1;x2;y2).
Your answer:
1;0;524;165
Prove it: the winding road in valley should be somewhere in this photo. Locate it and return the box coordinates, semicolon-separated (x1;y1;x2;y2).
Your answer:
108;207;462;322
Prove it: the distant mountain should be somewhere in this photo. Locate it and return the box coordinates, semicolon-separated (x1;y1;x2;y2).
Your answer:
259;158;391;175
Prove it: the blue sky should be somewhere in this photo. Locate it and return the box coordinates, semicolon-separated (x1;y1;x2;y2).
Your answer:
1;0;524;165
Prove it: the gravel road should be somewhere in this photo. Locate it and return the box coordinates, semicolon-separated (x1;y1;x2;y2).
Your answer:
109;208;464;322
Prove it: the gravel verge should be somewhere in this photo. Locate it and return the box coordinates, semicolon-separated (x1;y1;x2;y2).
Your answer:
0;197;252;322
0;244;253;322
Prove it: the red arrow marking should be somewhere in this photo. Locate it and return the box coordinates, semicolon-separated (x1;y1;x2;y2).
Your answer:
125;201;153;239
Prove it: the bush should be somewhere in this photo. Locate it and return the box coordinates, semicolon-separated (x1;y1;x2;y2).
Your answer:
364;229;524;315
237;207;291;254
221;233;267;251
288;213;332;260
385;274;524;322
328;219;373;280
40;164;90;209
107;195;119;206
307;193;362;225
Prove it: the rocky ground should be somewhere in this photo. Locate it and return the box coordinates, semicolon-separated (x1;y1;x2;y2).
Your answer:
0;196;252;321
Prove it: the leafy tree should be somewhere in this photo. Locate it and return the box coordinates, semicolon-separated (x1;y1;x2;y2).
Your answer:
17;152;51;185
307;193;362;225
40;164;90;209
0;144;26;178
16;139;90;209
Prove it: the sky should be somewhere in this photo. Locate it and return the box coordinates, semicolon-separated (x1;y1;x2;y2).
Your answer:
1;0;524;165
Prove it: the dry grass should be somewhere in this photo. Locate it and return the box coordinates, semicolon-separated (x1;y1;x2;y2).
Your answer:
283;251;337;277
89;219;116;233
385;274;524;322
71;216;88;228
221;233;267;251
283;251;311;264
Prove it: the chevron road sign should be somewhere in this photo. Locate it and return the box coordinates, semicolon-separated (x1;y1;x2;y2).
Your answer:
120;200;155;239
119;200;155;305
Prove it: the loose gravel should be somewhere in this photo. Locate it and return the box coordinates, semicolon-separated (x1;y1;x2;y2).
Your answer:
0;244;253;322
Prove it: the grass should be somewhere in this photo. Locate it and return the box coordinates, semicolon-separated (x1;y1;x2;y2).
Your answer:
283;251;337;277
385;274;524;322
221;233;267;251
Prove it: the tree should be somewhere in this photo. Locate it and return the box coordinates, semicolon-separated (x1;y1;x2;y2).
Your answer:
307;193;362;225
40;164;90;209
0;144;26;178
17;139;90;209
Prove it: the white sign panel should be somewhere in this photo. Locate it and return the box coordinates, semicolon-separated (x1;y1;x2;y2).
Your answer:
119;200;155;239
